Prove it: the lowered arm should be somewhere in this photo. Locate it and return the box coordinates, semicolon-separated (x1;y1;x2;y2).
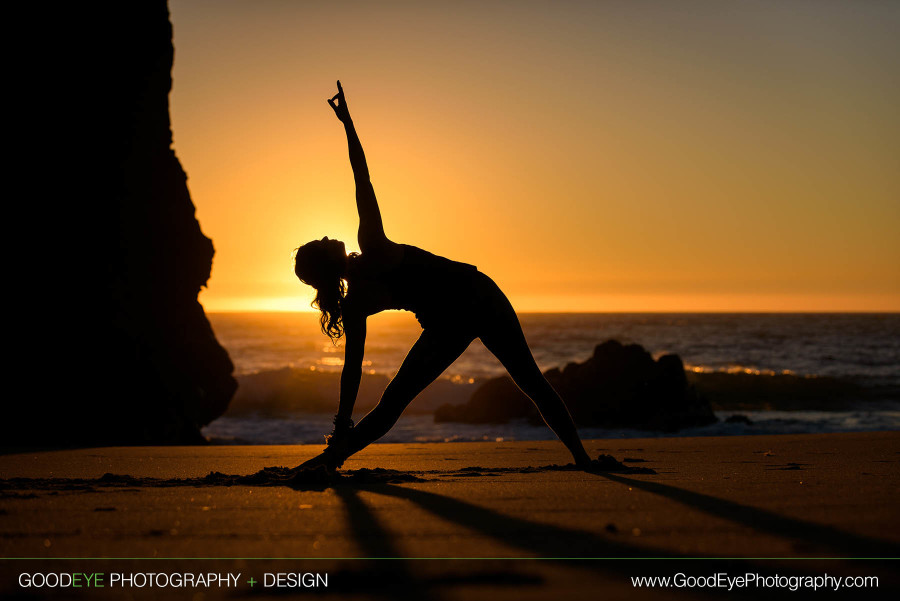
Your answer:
336;312;366;424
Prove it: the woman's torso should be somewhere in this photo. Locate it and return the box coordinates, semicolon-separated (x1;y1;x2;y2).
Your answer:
345;243;482;328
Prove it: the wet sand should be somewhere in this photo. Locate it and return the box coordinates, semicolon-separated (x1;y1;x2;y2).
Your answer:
1;431;898;599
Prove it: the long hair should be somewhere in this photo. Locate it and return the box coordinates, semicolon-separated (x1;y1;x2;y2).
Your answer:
293;241;348;343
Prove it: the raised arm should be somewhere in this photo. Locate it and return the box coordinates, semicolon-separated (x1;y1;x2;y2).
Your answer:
328;81;387;250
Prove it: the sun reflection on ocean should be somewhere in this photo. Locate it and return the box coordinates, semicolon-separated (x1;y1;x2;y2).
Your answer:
687;365;801;377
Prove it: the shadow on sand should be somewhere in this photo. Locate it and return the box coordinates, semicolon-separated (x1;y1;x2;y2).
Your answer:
334;482;899;599
3;465;897;599
594;472;900;558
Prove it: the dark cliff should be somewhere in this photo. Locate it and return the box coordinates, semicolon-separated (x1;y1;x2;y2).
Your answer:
9;2;236;445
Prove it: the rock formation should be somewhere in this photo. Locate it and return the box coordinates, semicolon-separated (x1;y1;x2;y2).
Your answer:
9;2;235;445
435;340;717;432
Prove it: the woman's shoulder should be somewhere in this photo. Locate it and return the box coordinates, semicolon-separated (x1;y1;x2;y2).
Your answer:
357;238;406;267
350;245;399;276
359;234;404;261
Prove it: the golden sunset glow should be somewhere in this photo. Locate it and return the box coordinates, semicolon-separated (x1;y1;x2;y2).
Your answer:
169;1;900;313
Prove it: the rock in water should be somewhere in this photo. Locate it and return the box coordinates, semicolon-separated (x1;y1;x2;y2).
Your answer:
9;2;236;445
435;340;716;432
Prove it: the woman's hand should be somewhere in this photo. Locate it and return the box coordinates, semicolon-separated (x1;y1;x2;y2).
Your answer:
327;80;351;123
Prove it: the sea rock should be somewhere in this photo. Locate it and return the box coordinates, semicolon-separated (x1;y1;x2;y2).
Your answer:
434;340;716;431
8;2;236;445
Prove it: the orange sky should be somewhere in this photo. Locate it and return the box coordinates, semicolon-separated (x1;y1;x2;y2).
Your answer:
169;0;899;312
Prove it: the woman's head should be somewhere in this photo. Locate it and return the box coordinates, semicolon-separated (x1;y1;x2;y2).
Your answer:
294;237;349;342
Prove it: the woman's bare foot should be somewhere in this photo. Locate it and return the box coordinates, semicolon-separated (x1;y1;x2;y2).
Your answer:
581;454;631;472
292;448;343;473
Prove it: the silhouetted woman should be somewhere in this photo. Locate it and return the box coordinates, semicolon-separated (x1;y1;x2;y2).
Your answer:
294;81;593;471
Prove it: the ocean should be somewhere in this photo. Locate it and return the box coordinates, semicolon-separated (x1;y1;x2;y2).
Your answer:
202;312;900;444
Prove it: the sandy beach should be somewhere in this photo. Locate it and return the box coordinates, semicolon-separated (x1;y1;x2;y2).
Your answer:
2;431;898;599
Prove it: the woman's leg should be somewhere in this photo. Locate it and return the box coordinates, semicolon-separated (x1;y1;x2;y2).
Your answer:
339;327;475;462
478;283;592;466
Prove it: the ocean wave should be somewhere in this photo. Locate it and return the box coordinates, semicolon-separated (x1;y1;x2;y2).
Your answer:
225;361;898;424
227;367;476;417
686;370;898;410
